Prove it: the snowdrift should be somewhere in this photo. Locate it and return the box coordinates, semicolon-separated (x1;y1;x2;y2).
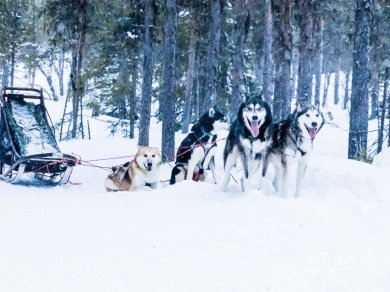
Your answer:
1;104;390;291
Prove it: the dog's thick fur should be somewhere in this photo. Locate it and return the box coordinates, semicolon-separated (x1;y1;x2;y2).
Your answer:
169;107;226;185
221;95;273;192
104;146;162;192
262;104;325;197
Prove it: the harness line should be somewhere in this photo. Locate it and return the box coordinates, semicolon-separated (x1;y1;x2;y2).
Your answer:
75;137;228;171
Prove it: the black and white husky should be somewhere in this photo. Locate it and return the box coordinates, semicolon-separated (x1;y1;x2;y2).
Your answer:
221;96;273;192
262;104;325;197
169;108;226;185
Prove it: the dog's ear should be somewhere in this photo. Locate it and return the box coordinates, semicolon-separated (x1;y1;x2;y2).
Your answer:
209;107;215;118
296;100;304;112
314;99;320;109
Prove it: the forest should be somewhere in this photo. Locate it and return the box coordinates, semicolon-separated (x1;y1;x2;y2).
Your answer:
0;0;389;162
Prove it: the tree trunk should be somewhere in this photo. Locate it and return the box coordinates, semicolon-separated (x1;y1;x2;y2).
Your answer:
161;0;177;162
370;69;380;120
70;48;79;139
297;0;313;107
2;61;9;87
333;54;341;105
53;49;65;96
59;81;71;141
118;48;129;120
291;26;299;99
38;66;58;101
10;46;15;88
138;0;154;146
59;49;65;96
182;13;197;134
262;0;273;104
53;48;66;97
348;0;373;159
370;4;380;120
230;0;249;122
273;0;292;122
195;55;201;120
129;56;138;140
253;10;264;90
313;12;323;106
198;53;208;116
71;0;87;139
378;67;389;153
343;70;351;110
204;0;222;111
322;68;331;107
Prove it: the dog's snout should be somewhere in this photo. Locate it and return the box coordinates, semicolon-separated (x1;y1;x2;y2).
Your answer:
312;122;318;128
252;115;258;121
147;162;153;167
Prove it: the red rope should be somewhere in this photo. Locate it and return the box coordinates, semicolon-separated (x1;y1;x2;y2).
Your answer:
166;137;227;162
82;155;135;162
78;160;112;171
67;180;82;185
74;137;228;170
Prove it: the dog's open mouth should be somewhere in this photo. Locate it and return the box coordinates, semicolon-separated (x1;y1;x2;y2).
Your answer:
305;124;318;139
144;163;153;172
247;118;260;137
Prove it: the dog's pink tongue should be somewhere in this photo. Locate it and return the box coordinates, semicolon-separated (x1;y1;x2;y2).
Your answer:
250;121;259;137
308;127;317;139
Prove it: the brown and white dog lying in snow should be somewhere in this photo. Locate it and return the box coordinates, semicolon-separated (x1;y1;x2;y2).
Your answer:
104;146;162;192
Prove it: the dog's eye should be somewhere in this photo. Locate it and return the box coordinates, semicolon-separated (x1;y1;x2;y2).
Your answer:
152;154;155;158
143;154;147;157
246;107;253;112
305;114;310;117
316;114;319;117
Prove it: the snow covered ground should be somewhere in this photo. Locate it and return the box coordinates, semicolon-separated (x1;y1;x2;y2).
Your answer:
1;109;390;292
1;72;390;291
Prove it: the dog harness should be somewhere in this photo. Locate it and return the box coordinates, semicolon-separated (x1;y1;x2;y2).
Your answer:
285;131;310;157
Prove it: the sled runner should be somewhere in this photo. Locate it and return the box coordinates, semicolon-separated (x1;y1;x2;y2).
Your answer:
0;87;78;185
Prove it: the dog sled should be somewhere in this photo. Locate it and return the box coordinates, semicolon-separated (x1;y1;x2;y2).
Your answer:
0;87;78;185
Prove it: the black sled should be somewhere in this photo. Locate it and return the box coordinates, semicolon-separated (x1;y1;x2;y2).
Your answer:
0;87;78;185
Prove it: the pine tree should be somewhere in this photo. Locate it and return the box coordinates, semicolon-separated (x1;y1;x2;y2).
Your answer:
297;0;313;107
273;0;292;121
204;0;223;112
230;0;249;122
181;5;198;134
348;0;373;159
138;0;155;146
262;0;273;104
161;0;177;162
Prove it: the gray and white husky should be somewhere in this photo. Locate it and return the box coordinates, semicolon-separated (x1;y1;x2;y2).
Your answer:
221;95;273;192
262;104;325;197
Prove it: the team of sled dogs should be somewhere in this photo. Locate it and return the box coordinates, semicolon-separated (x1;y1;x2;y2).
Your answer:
105;95;325;197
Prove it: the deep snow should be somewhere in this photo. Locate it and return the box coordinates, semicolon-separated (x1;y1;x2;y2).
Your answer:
1;71;390;291
1;113;390;292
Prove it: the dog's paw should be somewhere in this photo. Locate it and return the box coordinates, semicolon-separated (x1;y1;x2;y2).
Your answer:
240;177;251;192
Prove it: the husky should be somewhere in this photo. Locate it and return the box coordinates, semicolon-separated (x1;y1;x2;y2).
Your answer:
221;95;273;192
262;104;325;197
169;107;227;185
104;146;162;192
